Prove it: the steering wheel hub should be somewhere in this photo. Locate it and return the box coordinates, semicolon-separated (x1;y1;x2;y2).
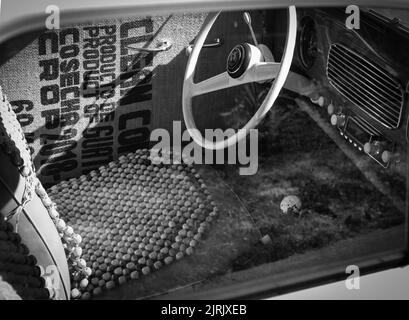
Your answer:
227;44;251;79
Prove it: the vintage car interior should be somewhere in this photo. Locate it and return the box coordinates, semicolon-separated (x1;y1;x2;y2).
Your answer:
0;1;408;299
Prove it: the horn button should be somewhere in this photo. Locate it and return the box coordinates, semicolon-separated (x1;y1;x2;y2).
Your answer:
227;43;251;79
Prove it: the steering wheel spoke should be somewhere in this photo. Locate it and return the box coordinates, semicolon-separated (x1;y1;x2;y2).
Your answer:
248;61;281;83
191;61;281;97
191;71;231;97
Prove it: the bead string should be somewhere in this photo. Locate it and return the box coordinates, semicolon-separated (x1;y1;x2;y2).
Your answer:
34;177;91;299
0;87;90;299
0;91;36;229
0;218;51;299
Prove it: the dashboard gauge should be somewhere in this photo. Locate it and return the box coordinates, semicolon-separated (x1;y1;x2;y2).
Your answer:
299;16;318;69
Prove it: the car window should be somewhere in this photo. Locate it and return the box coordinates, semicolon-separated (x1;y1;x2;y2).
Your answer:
0;5;407;300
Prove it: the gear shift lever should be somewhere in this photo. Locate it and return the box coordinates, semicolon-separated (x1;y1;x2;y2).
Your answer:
243;12;259;46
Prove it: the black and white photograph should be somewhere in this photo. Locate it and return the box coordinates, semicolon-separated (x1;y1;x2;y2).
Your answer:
0;0;408;306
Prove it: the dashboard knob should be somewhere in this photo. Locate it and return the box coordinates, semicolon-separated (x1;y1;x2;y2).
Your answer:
364;141;383;155
327;103;335;115
381;150;391;163
311;96;325;107
330;114;345;127
363;142;372;154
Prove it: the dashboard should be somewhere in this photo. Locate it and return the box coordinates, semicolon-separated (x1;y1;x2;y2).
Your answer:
289;8;409;170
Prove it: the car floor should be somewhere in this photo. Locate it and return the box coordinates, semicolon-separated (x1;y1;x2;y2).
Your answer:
97;99;405;299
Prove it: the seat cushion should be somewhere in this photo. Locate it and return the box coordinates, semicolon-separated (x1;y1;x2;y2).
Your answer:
48;148;218;299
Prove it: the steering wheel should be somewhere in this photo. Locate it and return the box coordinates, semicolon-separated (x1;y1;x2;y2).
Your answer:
182;6;297;150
